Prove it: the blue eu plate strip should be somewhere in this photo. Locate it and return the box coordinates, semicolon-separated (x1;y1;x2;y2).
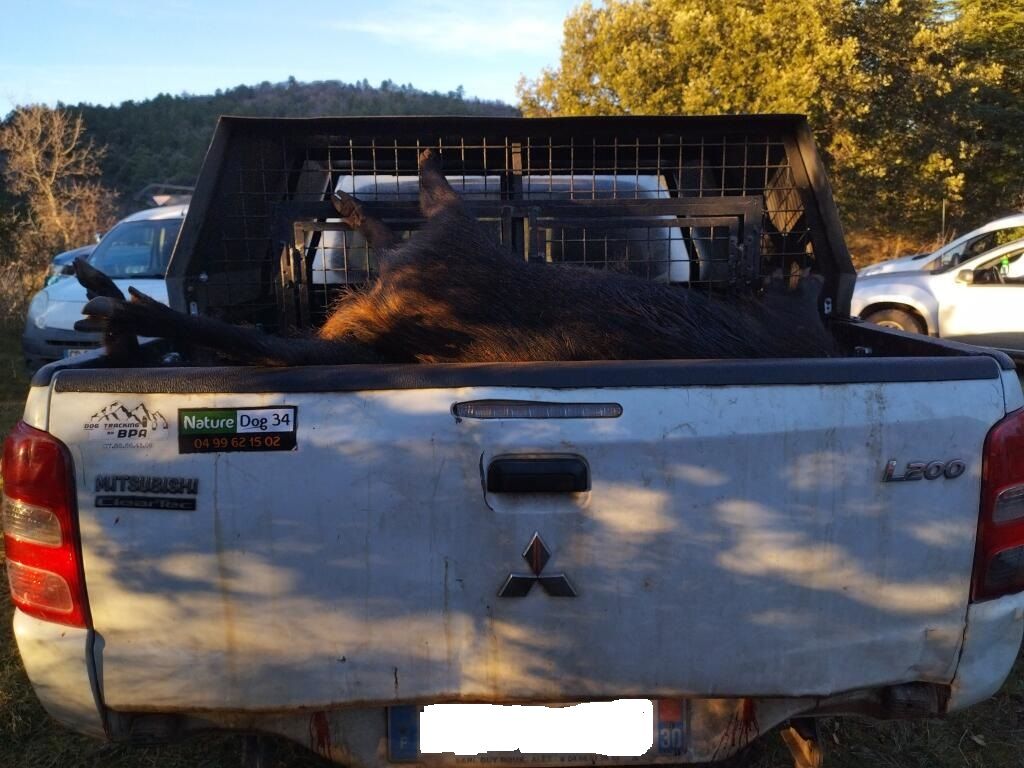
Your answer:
656;699;687;756
388;705;420;762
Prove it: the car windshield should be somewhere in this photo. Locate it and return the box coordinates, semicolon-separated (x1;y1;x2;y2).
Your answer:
931;225;1024;273
88;219;181;278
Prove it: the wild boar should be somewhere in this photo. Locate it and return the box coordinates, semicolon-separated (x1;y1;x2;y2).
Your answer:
75;149;836;366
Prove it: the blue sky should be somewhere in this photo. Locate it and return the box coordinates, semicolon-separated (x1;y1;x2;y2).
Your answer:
0;0;581;111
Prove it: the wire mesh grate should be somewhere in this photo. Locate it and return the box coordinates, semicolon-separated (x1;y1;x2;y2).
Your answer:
174;118;834;333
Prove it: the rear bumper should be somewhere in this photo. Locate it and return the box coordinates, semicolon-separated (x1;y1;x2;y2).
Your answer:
16;592;1023;760
21;332;58;368
947;590;1024;711
12;609;105;738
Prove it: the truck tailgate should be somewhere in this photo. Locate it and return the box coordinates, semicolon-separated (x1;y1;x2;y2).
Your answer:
46;360;1008;712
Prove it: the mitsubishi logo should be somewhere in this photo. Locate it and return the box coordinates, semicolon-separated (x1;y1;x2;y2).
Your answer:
498;533;577;598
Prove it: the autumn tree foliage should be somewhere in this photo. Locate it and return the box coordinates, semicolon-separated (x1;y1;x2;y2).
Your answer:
0;106;116;252
519;0;1024;246
0;106;117;318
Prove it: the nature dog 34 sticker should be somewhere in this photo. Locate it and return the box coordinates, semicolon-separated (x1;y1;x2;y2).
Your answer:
178;407;297;453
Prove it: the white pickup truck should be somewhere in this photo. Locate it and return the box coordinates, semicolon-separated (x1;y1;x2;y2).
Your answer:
4;116;1024;767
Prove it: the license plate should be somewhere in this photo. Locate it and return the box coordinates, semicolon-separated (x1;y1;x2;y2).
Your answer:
63;348;89;359
389;699;685;760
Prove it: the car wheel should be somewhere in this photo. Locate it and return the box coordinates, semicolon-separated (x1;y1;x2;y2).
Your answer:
864;308;925;334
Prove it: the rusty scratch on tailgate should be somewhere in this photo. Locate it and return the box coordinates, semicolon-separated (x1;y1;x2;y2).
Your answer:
309;711;332;758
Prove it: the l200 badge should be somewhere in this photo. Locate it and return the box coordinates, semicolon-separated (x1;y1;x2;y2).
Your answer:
882;459;966;482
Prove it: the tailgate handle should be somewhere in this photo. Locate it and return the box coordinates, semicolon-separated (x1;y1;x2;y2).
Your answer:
486;454;590;493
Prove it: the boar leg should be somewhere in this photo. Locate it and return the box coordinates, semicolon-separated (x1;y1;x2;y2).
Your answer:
75;258;379;366
72;258;141;362
417;148;460;218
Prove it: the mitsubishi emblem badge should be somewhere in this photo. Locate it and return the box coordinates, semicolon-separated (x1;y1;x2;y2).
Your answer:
498;532;577;598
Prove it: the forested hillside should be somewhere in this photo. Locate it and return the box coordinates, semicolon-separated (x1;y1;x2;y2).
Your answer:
72;78;519;197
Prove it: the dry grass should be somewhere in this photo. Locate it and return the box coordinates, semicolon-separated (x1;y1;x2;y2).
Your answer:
1;326;1022;767
844;231;943;271
0;263;45;326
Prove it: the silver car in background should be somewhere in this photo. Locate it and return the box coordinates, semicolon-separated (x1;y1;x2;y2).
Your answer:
22;204;186;370
859;212;1024;277
853;236;1024;350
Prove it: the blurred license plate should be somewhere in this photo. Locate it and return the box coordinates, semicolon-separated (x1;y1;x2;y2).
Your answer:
63;348;89;358
394;700;671;759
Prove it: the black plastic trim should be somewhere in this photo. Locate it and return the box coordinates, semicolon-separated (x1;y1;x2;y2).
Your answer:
487;455;590;494
31;339;173;388
997;348;1024;372
45;355;1001;394
836;319;1016;371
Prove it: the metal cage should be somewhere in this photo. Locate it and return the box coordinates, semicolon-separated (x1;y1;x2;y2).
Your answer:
168;115;854;334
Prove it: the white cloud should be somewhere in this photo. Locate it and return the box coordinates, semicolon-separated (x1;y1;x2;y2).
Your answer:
333;1;566;58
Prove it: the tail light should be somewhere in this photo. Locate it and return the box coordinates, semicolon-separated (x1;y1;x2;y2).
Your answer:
972;407;1024;602
1;421;90;627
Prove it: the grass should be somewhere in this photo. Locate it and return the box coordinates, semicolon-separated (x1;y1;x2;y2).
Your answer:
1;326;1023;767
845;231;939;271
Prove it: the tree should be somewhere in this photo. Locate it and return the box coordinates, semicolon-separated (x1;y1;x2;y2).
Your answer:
518;0;862;125
0;106;117;320
954;0;1024;213
826;0;967;232
0;105;116;254
827;0;1024;234
518;0;1024;242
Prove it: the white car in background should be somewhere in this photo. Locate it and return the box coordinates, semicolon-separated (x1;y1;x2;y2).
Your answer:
22;204;187;370
859;213;1024;277
853;236;1024;350
312;174;693;286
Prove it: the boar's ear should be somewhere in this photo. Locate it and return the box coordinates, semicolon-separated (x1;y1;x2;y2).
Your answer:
417;148;460;218
761;269;825;322
791;265;813;292
763;264;813;294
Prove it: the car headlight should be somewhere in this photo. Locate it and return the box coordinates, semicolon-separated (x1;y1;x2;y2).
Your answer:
27;292;49;330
